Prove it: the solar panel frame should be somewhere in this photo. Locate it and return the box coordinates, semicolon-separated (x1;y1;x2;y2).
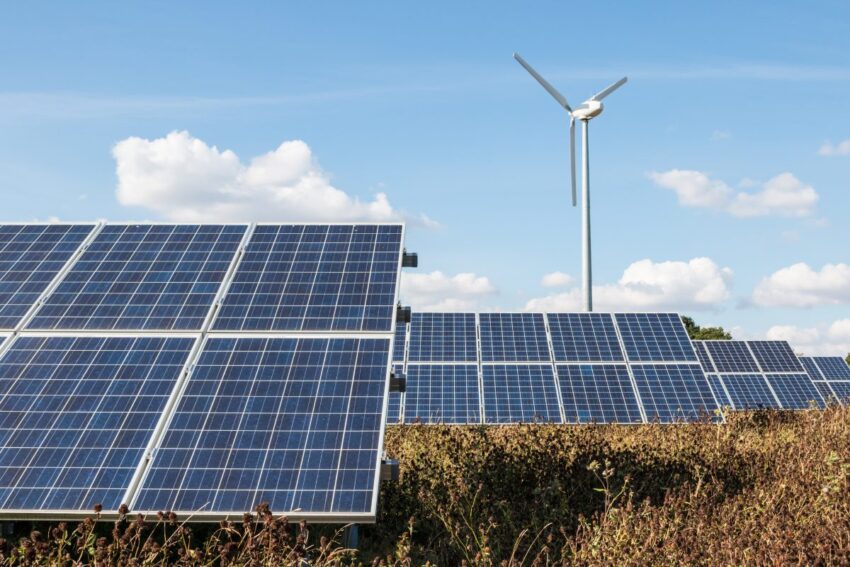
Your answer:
407;313;478;363
812;357;850;380
614;313;697;363
719;374;781;410
704;341;760;373
556;364;643;423
0;223;96;330
479;313;550;362
27;223;248;331
747;341;804;373
630;363;720;423
403;364;481;424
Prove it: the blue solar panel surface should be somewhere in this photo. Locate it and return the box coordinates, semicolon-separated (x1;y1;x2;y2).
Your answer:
747;341;803;373
614;313;697;362
134;337;389;515
393;325;407;363
630;364;718;422
481;365;561;423
799;357;824;381
408;313;477;362
692;342;715;373
212;225;402;332
706;375;731;407
479;313;550;362
827;382;850;403
547;313;624;362
556;364;642;423
813;382;836;404
720;374;780;410
765;374;824;409
0;224;93;329
28;225;244;331
812;357;850;380
404;365;480;424
704;341;760;373
0;335;193;511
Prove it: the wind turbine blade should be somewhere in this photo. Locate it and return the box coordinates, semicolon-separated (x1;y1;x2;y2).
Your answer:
570;117;577;206
513;52;572;111
590;76;628;101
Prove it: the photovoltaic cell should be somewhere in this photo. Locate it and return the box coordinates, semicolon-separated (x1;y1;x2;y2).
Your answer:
0;335;194;511
212;225;402;332
719;374;780;410
556;364;642;423
765;374;824;409
799;357;824;381
630;364;719;422
547;313;624;362
0;224;93;329
827;382;850;404
813;382;837;404
706;375;731;407
747;341;803;373
133;337;389;516
479;313;550;362
28;225;245;331
482;365;561;423
393;325;407;363
704;341;759;373
812;357;850;380
692;342;715;373
614;313;696;362
403;365;480;424
407;313;477;362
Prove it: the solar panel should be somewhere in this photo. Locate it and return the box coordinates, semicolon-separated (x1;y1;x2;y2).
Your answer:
747;341;803;373
212;225;403;332
27;225;245;331
0;224;94;329
827;382;850;404
812;357;850;380
630;364;719;423
706;375;731;407
393;324;407;363
799;357;824;381
403;365;480;424
407;313;477;362
556;364;642;423
547;313;624;362
0;335;194;512
481;365;561;423
719;374;780;410
614;313;696;362
765;374;824;409
133;337;389;517
386;364;403;424
692;342;715;373
479;313;550;362
704;341;759;373
813;382;837;404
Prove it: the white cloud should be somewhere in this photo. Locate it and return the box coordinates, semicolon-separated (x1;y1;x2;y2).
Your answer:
765;320;850;356
752;263;850;307
525;257;733;312
541;272;574;288
400;271;498;311
818;139;850;156
649;170;817;217
113;130;435;225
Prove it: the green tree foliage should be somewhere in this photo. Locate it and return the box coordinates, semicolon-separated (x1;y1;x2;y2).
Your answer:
846;352;850;366
681;316;732;340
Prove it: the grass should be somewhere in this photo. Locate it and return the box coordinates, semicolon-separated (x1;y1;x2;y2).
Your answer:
2;406;849;565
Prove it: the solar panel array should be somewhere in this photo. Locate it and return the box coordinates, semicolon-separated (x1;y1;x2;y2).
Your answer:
694;340;824;410
0;222;405;522
799;356;850;405
391;312;720;424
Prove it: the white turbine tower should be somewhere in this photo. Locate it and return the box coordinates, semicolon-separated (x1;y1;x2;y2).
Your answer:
514;52;627;312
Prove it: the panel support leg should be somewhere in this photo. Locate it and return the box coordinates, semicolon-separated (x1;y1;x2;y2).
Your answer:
343;523;360;548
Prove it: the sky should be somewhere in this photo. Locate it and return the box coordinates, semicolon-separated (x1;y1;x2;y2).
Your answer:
1;1;849;354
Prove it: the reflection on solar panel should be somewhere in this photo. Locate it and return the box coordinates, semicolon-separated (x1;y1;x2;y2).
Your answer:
765;374;823;409
615;313;696;362
404;365;480;424
393;325;407;363
630;364;718;422
479;313;549;362
482;365;561;423
28;225;244;331
213;225;402;332
706;375;731;407
0;224;93;329
812;357;850;380
556;365;642;423
408;313;477;362
0;335;193;511
747;341;803;372
386;364;403;424
828;382;850;403
799;357;824;381
720;374;780;409
692;342;715;373
547;313;623;362
704;341;759;373
133;337;389;516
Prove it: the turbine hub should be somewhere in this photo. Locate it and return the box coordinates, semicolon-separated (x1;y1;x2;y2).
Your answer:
572;100;603;120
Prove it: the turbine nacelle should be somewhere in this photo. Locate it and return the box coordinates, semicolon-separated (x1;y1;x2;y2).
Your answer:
571;100;604;121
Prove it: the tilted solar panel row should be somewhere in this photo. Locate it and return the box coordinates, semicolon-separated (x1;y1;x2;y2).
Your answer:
799;356;850;405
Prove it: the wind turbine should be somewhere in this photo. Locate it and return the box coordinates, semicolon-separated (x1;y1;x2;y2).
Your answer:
514;52;627;312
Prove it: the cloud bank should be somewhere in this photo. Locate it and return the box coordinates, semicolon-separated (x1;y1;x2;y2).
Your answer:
753;263;850;307
400;270;498;311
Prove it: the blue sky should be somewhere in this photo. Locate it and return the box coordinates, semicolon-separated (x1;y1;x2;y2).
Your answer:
1;1;849;353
